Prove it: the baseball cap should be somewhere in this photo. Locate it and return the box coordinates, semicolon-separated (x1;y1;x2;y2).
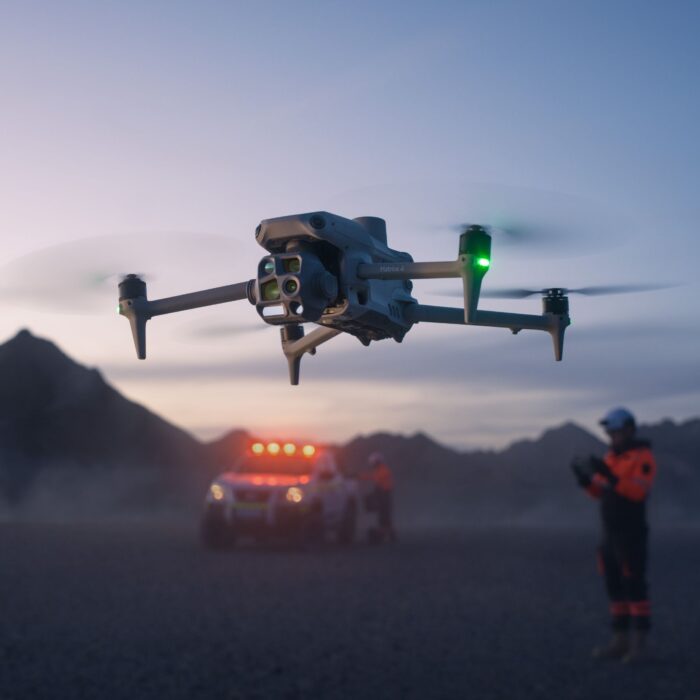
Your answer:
599;407;636;431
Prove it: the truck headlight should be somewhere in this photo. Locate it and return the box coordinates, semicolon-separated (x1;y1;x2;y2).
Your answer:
285;487;304;504
210;484;225;501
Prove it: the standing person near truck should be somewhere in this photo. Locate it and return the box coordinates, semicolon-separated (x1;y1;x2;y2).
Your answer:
363;452;397;543
571;407;657;663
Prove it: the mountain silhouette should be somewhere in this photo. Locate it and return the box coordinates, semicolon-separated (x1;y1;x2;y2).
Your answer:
337;420;699;526
206;429;253;471
0;330;203;510
0;330;697;524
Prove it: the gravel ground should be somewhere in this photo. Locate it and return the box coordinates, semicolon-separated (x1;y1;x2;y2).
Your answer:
1;521;699;700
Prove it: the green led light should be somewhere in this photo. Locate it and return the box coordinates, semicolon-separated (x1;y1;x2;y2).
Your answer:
476;257;490;268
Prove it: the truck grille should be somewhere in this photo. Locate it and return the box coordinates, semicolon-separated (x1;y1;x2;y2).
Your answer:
235;489;271;503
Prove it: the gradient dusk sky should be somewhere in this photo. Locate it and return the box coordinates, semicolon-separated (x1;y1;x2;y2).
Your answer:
1;1;698;448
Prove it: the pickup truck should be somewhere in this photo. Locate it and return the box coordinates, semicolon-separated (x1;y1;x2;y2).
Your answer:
201;441;359;547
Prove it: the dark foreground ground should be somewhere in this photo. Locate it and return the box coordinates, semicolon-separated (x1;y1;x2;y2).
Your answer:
1;522;699;700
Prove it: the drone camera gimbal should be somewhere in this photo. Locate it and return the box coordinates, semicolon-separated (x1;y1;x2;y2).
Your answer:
255;243;339;324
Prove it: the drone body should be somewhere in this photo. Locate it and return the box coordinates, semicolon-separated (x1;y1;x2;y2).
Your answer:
254;213;416;344
118;212;570;384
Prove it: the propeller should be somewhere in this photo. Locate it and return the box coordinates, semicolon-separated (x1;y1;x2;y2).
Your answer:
438;283;676;299
446;221;562;250
324;180;631;257
0;232;244;314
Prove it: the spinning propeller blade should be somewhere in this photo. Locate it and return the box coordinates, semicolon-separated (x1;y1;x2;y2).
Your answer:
439;283;676;299
325;180;630;257
563;284;676;297
0;233;242;314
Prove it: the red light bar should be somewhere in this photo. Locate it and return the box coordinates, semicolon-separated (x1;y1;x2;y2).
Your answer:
250;441;317;457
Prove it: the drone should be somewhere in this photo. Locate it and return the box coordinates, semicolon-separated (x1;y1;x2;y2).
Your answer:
116;211;661;385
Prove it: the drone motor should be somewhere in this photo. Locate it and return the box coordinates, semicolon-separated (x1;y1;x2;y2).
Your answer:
542;289;570;315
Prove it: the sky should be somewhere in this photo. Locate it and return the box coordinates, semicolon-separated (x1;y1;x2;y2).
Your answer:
0;0;698;449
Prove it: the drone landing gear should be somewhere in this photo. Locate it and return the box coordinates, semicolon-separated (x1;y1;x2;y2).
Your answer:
118;275;256;359
280;324;342;385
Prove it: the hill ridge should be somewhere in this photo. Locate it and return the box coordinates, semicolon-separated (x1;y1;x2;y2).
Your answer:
1;329;697;523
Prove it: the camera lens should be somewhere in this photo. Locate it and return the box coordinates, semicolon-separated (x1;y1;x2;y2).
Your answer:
261;279;280;301
284;257;301;274
283;278;299;295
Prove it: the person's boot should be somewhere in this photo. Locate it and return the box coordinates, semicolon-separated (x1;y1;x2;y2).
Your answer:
621;629;648;664
592;630;629;659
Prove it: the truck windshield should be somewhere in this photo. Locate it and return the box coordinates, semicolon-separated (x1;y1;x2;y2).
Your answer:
237;457;314;476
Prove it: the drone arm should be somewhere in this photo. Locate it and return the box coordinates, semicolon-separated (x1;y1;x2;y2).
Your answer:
357;261;462;280
146;280;256;317
404;304;569;361
119;278;256;359
281;325;342;385
405;305;553;330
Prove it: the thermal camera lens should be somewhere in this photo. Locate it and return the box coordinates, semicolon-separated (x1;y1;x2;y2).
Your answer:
284;258;301;273
263;260;275;275
261;280;280;301
283;279;299;295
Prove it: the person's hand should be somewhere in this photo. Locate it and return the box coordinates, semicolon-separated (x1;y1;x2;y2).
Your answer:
570;458;592;488
589;456;617;484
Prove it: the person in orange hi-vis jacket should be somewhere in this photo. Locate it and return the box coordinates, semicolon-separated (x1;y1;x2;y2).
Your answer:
571;407;657;664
